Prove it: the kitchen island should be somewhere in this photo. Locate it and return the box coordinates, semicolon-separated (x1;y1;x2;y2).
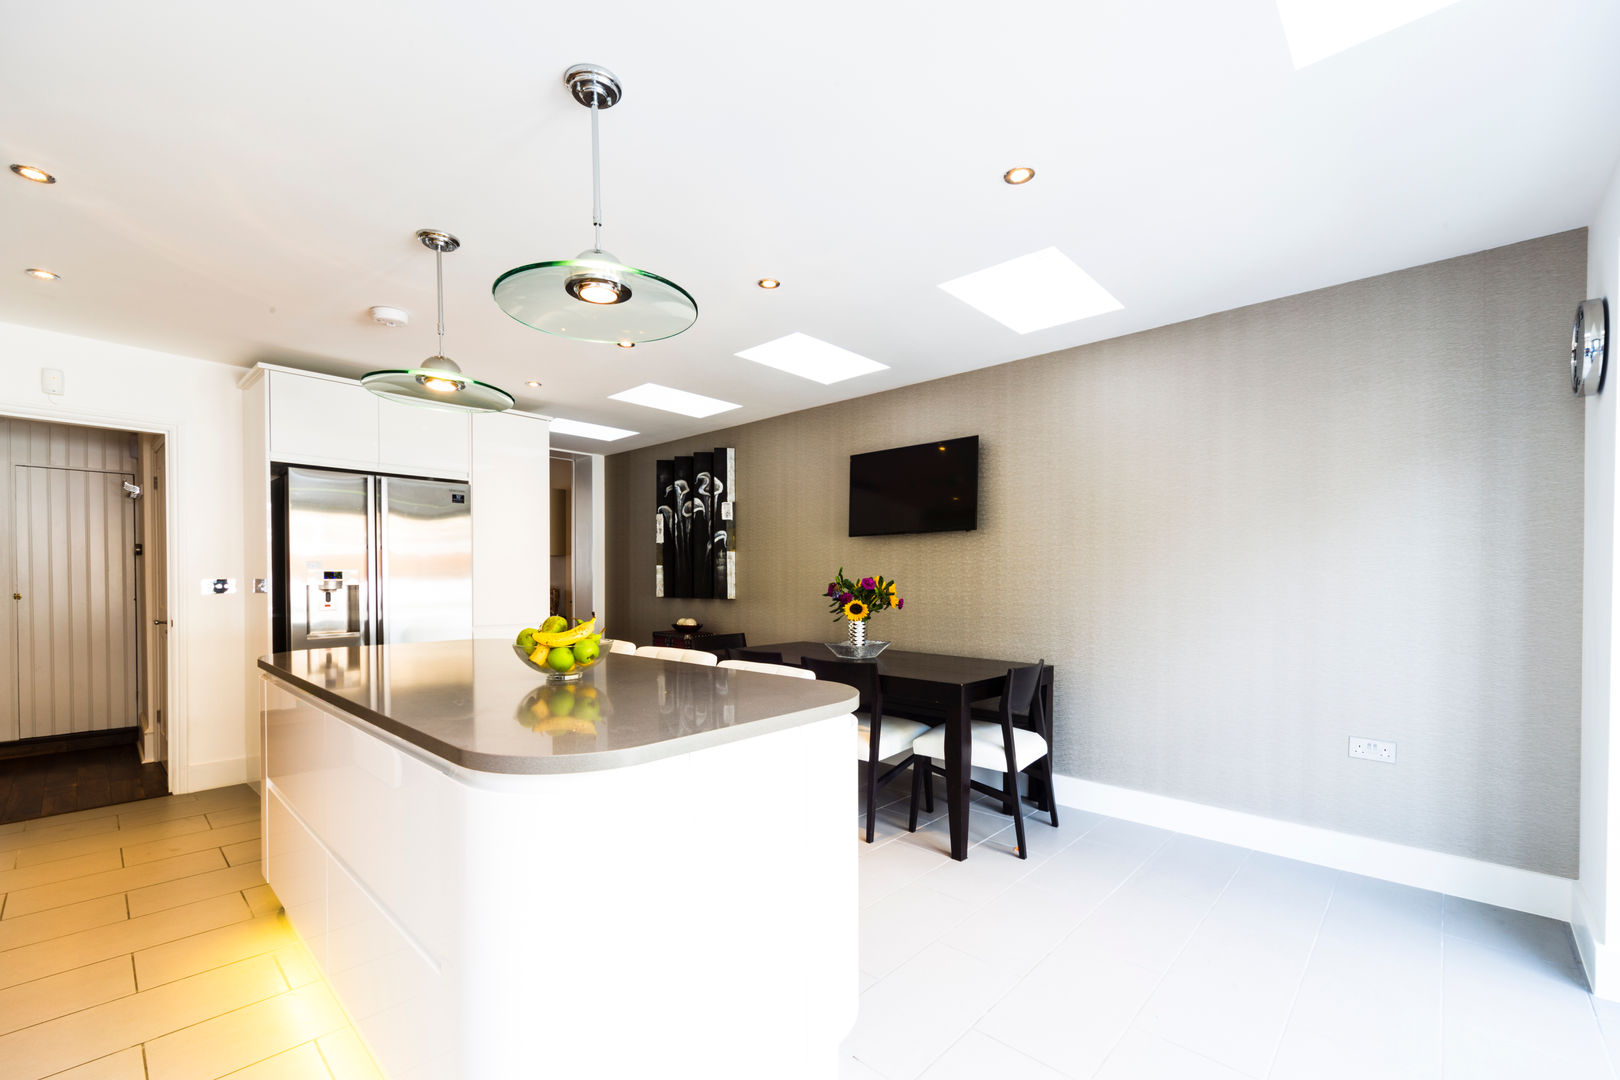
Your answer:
259;640;860;1080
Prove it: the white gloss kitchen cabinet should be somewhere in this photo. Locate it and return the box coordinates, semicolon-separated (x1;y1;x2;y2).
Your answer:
240;364;551;788
263;367;470;479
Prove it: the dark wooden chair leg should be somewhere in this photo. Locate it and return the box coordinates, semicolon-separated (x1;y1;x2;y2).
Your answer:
1005;767;1028;858
923;759;934;814
865;755;880;843
1043;760;1060;827
908;760;923;832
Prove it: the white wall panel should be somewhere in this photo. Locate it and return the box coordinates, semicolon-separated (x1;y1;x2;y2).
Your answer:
12;464;138;739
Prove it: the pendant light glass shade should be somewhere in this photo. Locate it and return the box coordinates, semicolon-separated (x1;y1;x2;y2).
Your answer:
363;230;514;413
491;64;697;345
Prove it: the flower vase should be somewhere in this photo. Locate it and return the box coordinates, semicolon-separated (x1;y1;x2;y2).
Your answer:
827;618;889;660
849;619;867;649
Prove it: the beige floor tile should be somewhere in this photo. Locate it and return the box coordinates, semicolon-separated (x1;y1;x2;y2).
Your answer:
116;789;255;832
144;982;347;1080
0;851;15;871
0;893;251;990
244;884;282;918
274;942;320;989
135;912;296;990
122;820;260;868
28;796;178;831
41;1046;146;1079
4;850;227;920
223;839;263;866
0;821;24;836
1;817;121;853
0;894;127;951
206;805;263;830
222;1041;332;1079
16;816;212;869
0;850;125;899
0;954;285;1080
127;860;266;919
316;1028;384;1080
0;957;134;1037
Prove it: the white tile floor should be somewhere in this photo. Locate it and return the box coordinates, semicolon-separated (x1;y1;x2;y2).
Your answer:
843;781;1620;1080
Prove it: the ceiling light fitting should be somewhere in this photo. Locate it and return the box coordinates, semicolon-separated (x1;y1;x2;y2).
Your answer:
491;63;698;345
1003;167;1035;185
10;164;55;184
616;340;635;349
757;278;780;289
369;305;409;327
361;230;514;413
24;268;59;280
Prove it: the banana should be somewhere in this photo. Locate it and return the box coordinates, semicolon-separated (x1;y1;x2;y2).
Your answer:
531;615;598;648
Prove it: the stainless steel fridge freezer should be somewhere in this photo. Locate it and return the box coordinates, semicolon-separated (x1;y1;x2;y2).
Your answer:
272;466;472;652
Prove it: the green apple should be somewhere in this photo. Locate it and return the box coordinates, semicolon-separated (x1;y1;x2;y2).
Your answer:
540;615;568;634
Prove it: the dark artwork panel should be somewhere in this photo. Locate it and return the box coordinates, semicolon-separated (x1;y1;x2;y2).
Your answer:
692;451;714;599
655;459;675;598
671;456;694;598
713;447;733;600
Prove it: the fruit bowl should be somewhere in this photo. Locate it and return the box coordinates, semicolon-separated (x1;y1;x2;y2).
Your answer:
671;621;703;633
514;644;608;683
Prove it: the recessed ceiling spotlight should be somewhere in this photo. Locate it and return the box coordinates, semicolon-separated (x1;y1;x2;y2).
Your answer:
526;380;542;387
23;268;59;280
10;164;55;184
1003;167;1035;185
616;340;636;349
757;278;780;289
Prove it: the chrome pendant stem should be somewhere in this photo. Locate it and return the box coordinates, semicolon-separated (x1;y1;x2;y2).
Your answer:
591;97;603;252
435;245;445;356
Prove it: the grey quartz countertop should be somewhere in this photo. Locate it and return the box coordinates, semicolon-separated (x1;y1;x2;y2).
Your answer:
258;640;859;775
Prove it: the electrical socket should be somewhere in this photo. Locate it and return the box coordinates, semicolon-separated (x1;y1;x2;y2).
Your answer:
1349;737;1396;763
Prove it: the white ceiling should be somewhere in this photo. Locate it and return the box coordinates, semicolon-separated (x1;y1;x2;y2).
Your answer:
2;0;1617;453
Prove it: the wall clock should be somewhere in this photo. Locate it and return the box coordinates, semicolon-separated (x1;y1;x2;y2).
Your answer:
1573;297;1608;396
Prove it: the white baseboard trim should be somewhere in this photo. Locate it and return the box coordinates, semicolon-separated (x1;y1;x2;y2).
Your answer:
182;757;249;793
1052;774;1574;922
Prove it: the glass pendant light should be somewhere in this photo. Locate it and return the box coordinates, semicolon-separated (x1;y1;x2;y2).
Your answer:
363;230;515;412
491;63;698;344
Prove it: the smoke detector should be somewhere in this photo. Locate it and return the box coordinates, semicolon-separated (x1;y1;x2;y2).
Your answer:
369;306;408;328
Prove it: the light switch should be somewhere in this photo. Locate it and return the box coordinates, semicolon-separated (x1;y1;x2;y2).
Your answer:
41;368;64;395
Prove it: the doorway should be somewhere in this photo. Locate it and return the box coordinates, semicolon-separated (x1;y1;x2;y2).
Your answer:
550;450;604;625
0;418;169;823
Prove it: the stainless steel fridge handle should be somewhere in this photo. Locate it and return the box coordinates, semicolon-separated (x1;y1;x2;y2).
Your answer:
367;475;380;646
374;476;388;646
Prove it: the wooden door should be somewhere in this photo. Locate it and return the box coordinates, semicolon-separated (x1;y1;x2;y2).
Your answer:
13;465;139;739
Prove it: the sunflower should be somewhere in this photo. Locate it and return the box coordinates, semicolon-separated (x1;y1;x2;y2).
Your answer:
843;599;869;621
886;583;898;602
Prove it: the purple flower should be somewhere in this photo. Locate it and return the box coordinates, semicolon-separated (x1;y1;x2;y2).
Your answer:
838;592;852;603
859;577;876;590
896;598;904;610
825;583;838;597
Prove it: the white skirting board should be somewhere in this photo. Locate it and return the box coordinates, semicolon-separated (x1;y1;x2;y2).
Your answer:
182;757;249;793
1051;773;1574;923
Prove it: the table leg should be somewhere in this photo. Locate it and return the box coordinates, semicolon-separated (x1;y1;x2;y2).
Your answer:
947;686;971;860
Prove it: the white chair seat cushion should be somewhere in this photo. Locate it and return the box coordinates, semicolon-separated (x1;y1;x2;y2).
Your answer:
633;645;718;666
913;720;1049;772
603;638;638;655
717;659;816;679
858;715;934;762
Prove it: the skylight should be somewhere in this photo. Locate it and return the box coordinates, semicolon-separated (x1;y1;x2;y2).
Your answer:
548;417;639;442
608;383;741;419
735;332;889;385
938;247;1122;334
1275;0;1461;68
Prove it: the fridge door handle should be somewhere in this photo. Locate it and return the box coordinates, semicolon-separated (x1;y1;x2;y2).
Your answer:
367;474;381;646
374;476;388;645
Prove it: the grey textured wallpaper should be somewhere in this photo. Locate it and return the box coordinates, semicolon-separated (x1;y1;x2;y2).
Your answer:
606;231;1586;876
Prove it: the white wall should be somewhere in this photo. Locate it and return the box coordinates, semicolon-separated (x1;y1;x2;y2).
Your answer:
1579;160;1620;994
470;411;551;639
0;320;248;790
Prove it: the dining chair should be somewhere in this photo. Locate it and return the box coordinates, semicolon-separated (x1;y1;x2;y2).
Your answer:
801;656;933;843
634;645;719;666
909;660;1056;859
602;638;638;655
730;648;785;665
717;659;816;680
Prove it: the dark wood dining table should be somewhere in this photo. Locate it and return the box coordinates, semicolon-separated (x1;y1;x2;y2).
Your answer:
751;642;1055;860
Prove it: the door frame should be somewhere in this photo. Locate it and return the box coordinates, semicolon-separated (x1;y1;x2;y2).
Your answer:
0;403;189;792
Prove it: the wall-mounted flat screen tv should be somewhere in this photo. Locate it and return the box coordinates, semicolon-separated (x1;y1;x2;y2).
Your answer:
849;436;979;537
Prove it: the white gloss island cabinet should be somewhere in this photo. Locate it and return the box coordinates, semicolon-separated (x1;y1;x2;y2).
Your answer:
260;642;859;1079
240;364;551;788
